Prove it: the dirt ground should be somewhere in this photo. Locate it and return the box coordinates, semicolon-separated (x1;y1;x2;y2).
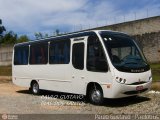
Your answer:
0;78;160;116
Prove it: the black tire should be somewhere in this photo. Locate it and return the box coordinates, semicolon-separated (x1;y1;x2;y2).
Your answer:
29;87;32;93
89;86;104;105
31;82;40;95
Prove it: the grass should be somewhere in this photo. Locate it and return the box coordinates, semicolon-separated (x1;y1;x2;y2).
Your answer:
151;82;160;91
150;63;160;69
150;63;160;81
0;66;12;76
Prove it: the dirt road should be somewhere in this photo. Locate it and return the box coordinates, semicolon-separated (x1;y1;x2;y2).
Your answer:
0;80;160;115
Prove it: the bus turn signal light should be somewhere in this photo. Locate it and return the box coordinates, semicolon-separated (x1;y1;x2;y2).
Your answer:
106;84;111;88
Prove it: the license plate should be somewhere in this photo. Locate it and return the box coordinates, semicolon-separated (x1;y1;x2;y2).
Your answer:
136;86;143;91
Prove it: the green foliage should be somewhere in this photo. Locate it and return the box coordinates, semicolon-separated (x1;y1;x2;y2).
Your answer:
0;19;6;44
150;63;160;81
44;33;49;38
35;32;43;39
0;26;6;34
34;32;50;39
17;35;29;43
0;19;6;35
34;29;62;40
0;31;17;44
55;29;60;35
150;63;160;69
0;31;30;45
0;19;30;45
0;66;12;76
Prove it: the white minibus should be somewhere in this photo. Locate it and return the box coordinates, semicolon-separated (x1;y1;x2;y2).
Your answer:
12;30;152;104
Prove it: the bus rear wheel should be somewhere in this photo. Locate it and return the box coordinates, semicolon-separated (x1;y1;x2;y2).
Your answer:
31;82;40;95
89;86;103;105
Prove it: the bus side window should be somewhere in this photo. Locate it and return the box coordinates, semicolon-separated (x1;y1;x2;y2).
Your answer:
72;43;84;70
87;35;108;72
30;42;48;65
49;40;70;64
14;46;29;65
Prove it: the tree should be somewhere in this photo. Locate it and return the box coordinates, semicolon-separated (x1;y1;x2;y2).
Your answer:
0;19;6;35
1;31;17;44
0;19;6;44
0;19;29;45
55;29;60;36
35;32;43;39
44;33;49;38
34;29;62;40
17;35;29;43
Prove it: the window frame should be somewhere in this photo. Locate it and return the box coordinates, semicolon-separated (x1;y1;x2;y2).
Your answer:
29;42;49;65
49;39;71;64
72;42;85;70
86;35;108;72
14;45;29;65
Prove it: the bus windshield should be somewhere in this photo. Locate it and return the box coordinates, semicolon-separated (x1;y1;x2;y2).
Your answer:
100;31;150;73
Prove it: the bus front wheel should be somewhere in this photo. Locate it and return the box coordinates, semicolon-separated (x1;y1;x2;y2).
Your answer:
31;81;40;95
89;85;104;105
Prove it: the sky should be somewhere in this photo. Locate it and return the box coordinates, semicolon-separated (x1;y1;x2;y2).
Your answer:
0;0;160;39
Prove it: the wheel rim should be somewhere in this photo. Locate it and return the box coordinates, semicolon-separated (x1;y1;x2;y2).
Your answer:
91;90;101;103
33;83;38;94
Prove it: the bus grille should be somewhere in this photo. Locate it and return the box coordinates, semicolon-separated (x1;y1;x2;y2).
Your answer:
127;81;147;85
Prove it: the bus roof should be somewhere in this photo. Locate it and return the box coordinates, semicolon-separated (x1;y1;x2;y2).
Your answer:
14;30;128;47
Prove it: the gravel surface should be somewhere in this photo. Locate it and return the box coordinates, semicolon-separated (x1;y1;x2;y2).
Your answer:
0;81;160;115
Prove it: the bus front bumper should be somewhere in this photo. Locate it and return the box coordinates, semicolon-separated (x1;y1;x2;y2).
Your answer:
102;81;152;98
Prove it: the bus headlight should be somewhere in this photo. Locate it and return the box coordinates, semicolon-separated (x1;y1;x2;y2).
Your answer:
115;77;127;84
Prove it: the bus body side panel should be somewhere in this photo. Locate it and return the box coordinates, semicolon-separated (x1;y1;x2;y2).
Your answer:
13;64;74;93
84;71;113;97
12;66;31;87
38;64;73;93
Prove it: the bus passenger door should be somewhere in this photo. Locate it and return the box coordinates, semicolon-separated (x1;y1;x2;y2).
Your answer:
71;37;87;94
